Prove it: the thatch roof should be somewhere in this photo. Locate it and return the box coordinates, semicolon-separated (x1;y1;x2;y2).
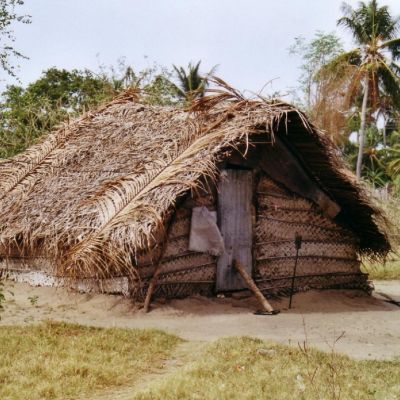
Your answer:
0;82;391;279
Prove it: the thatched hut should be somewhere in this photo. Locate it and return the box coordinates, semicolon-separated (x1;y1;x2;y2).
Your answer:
0;84;391;301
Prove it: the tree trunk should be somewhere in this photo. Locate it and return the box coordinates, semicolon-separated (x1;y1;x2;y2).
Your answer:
383;114;387;149
356;78;369;180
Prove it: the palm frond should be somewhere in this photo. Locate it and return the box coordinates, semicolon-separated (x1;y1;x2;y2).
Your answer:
377;59;400;108
319;49;362;78
338;16;369;44
338;0;400;44
381;37;400;60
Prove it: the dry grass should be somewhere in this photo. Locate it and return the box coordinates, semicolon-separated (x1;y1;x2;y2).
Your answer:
132;336;400;400
0;321;180;400
1;323;400;400
362;257;400;280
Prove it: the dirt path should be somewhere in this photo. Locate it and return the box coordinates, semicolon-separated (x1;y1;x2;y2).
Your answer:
1;280;399;360
86;341;200;400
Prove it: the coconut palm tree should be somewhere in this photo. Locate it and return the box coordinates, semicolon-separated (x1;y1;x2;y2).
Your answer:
324;1;400;179
172;61;217;103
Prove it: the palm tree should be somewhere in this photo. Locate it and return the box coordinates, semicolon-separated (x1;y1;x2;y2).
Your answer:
172;61;217;103
324;1;400;179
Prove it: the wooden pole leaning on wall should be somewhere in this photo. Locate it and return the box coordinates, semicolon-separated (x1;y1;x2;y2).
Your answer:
233;259;279;315
143;221;174;313
143;270;161;313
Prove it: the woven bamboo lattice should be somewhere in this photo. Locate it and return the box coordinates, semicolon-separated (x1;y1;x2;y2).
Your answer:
258;195;313;211
153;282;214;299
255;240;356;259
157;263;216;284
254;175;366;290
163;236;191;258
135;189;218;299
155;253;215;274
256;218;353;242
256;273;369;297
256;257;360;277
167;217;192;239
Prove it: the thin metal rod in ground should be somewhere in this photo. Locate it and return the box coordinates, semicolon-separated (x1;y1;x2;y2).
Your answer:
289;234;302;309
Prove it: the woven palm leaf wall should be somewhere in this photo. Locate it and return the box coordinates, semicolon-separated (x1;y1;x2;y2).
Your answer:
135;172;368;300
254;175;368;294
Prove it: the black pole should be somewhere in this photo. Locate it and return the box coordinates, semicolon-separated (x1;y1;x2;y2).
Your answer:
288;233;302;309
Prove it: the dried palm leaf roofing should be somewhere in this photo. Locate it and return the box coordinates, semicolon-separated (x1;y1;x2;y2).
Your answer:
0;82;391;279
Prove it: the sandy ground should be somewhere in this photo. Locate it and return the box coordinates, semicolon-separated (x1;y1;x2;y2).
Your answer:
1;280;399;360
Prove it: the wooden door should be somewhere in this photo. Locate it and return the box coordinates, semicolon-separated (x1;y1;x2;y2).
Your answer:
217;169;253;291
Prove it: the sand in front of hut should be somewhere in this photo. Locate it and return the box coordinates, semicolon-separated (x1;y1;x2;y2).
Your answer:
1;280;399;360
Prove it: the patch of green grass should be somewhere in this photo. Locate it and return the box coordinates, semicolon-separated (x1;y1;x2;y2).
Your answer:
132;337;400;400
0;321;180;400
362;257;400;280
365;196;400;280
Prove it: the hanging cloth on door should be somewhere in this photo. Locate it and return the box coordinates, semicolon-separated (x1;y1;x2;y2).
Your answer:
188;206;225;256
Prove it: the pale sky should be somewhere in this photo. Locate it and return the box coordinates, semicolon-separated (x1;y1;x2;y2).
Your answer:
2;0;400;96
